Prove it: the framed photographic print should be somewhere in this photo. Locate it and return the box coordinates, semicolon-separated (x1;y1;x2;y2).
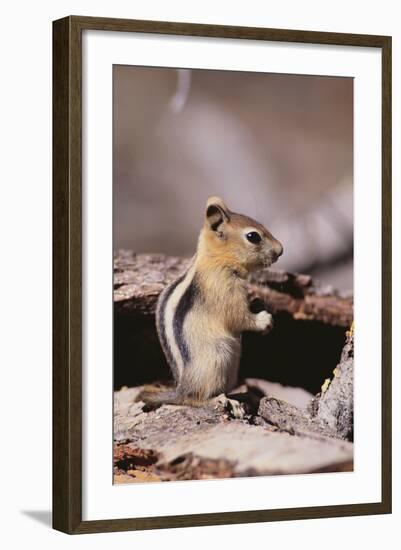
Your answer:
53;16;392;534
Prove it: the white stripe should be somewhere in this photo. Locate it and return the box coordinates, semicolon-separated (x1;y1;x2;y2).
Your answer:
163;265;196;377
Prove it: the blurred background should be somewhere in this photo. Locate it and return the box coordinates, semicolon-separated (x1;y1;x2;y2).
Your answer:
113;66;353;292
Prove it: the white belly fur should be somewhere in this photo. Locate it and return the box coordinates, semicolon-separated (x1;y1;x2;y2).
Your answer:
181;309;242;399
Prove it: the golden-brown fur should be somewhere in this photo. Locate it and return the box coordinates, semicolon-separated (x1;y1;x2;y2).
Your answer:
137;196;283;410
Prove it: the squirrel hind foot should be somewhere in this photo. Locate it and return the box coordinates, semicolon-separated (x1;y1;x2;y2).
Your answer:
135;385;210;411
135;385;186;411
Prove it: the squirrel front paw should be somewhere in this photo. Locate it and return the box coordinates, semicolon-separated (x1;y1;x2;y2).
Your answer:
255;310;273;334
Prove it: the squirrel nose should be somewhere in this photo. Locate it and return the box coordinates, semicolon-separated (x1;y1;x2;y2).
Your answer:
273;242;283;259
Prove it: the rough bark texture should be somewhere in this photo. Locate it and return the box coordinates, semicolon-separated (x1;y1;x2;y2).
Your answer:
114;380;353;482
114;336;354;481
114;250;353;327
310;326;354;440
114;251;190;317
258;327;354;441
113;251;354;482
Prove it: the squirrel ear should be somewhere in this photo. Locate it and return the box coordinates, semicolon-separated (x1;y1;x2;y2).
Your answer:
205;196;230;232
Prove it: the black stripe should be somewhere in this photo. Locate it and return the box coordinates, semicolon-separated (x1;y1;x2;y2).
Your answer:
156;273;186;377
173;275;199;365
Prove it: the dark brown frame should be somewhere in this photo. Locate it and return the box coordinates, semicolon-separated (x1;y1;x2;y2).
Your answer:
53;15;392;534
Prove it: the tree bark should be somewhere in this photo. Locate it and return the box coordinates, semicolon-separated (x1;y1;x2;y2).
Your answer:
113;250;354;481
114;250;353;327
114;382;353;482
258;326;354;441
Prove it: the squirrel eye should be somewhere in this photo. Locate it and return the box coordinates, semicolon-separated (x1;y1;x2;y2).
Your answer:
246;231;262;244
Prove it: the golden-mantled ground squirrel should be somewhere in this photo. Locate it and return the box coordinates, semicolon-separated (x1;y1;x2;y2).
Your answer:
140;197;283;410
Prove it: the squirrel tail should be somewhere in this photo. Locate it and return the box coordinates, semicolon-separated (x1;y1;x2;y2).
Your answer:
135;384;182;410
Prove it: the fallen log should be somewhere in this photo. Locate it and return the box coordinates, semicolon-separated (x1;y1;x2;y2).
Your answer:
113;250;353;394
114;382;353;482
114;251;353;327
113;250;354;480
310;325;354;440
258;327;354;441
114;330;354;482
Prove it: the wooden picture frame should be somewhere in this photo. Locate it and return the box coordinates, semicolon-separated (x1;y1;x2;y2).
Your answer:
53;15;392;534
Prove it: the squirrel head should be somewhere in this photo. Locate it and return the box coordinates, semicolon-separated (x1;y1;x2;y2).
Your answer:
198;196;283;276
